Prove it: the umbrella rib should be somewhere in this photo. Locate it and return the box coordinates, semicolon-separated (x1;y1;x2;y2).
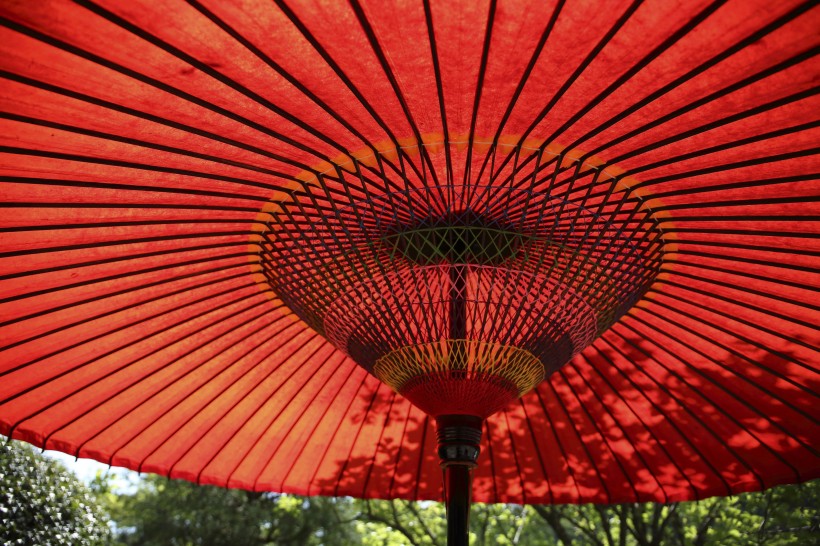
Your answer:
636;298;820;394
650;289;820;375
660;260;820;295
562;364;665;503
421;0;453;187
346;0;445;199
653;195;820;213
276;361;362;494
614;93;820;173
483;418;499;503
579;351;700;500
485;0;565;145
1;219;263;233
1;177;274;205
5;293;269;441
667;249;819;276
250;351;353;493
611;321;804;482
0;240;248;282
0;70;314;171
184;0;389;159
557;368;644;502
646;173;819;200
0;276;260;382
661;265;820;311
147;323;316;476
208;333;326;488
413;415;431;501
517;398;554;504
157;335;330;483
517;0;642;144
597;50;820;165
386;397;415;500
540;0;730;149
656;275;820;331
37;300;280;452
349;387;397;498
0;249;256;305
636;147;820;188
490;52;818;196
592;337;734;497
481;0;642;184
0;280;269;382
658;215;820;225
500;408;530;505
545;378;613;504
332;376;384;498
4;202;263;214
0;17;329;162
73;0;355;157
624;310;820;448
269;0;427;174
666;237;820;257
604;329;768;491
461;0;496;197
0;146;293;190
564;0;818;154
0;262;258;348
500;87;817;200
78;315;305;465
0;112;298;180
0;230;256;260
532;388;584;501
306;371;371;497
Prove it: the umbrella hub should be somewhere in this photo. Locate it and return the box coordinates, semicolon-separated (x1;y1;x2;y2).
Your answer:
261;142;663;420
373;340;544;419
383;212;525;265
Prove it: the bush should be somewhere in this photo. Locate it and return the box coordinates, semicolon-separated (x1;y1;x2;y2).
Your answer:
0;441;111;546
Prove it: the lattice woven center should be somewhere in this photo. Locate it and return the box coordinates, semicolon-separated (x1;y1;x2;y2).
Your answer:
260;141;663;417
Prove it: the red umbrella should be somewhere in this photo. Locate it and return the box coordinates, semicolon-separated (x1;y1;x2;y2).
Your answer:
1;0;818;543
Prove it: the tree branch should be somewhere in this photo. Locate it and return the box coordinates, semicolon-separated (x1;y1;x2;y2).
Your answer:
359;500;421;546
653;504;677;546
694;501;722;546
405;500;440;545
594;504;615;546
532;505;574;546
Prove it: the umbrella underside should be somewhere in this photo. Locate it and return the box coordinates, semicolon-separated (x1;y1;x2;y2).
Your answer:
0;0;818;506
263;141;662;417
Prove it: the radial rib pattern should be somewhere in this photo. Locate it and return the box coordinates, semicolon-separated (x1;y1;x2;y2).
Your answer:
0;0;817;504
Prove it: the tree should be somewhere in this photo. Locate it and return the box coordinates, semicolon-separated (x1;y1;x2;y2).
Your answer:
352;482;819;546
79;456;820;546
102;474;362;546
527;482;819;546
0;440;111;546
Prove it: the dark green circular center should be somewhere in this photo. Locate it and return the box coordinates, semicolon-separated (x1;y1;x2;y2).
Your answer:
382;215;526;265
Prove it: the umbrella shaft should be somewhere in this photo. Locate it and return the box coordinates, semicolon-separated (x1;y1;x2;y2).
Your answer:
437;415;482;546
445;463;473;546
450;264;467;341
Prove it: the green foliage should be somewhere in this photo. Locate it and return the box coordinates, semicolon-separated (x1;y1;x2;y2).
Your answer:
0;441;111;546
3;440;817;546
102;475;360;546
350;482;819;546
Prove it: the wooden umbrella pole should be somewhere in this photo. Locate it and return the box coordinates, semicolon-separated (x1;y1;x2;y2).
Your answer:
444;460;474;546
437;415;482;546
441;262;477;546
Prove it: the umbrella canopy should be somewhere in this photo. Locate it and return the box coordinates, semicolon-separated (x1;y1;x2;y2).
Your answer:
0;0;818;509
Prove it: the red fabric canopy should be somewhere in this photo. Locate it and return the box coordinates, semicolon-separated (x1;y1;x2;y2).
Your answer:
0;0;818;504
